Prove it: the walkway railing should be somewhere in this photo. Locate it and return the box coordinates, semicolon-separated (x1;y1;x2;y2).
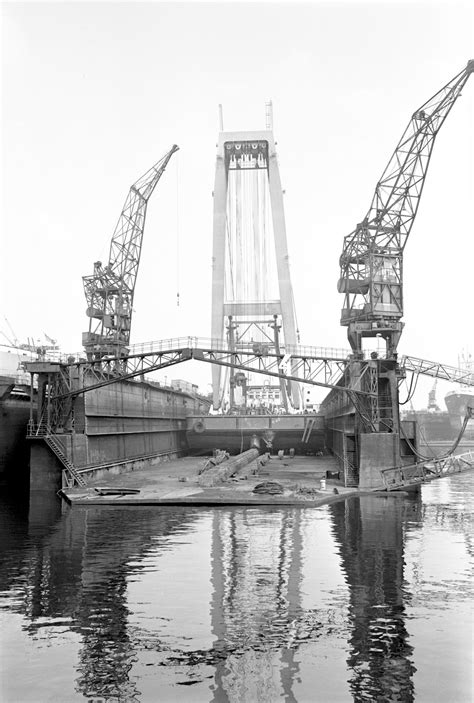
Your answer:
127;337;353;361
50;337;353;365
380;450;474;491
26;339;474;386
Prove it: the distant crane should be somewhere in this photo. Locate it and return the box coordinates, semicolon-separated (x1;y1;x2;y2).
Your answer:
82;145;179;359
338;60;473;357
44;332;57;346
3;317;19;347
427;380;440;412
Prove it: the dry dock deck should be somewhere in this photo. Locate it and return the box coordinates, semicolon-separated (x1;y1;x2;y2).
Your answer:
60;454;388;507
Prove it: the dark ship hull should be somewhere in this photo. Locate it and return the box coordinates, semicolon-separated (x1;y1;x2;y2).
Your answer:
186;413;325;455
0;377;34;484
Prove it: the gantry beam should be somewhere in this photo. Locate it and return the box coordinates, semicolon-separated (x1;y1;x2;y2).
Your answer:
33;347;359;400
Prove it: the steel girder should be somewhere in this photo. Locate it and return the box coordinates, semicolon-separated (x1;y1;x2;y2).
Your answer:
50;347;361;400
401;355;474;386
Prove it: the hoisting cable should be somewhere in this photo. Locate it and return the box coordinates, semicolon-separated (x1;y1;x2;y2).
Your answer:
176;150;180;307
225;216;235;300
399;371;419;405
415;424;439;458
292;287;301;344
219;365;229;411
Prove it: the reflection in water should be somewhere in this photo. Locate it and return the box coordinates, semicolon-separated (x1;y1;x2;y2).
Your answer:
0;476;472;701
70;508;203;701
1;503;202;701
210;509;303;702
330;496;420;702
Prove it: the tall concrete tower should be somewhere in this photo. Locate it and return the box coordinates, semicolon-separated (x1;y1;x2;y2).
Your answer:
211;106;300;411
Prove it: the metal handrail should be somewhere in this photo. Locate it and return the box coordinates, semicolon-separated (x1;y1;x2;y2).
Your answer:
25;337;403;368
43;337;354;364
380;450;474;490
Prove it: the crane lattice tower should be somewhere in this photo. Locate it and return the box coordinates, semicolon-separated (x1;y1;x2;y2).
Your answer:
210;109;301;411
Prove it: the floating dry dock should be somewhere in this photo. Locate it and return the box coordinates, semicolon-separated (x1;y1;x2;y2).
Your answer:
60;453;399;508
59;446;474;507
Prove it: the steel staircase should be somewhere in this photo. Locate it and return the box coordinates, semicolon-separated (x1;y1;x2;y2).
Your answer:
28;419;86;488
44;434;86;487
344;461;358;487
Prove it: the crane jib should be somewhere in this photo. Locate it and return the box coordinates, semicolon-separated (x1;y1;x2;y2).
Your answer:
338;60;473;356
82;145;179;360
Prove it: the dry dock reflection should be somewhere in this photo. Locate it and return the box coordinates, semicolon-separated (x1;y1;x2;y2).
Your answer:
1;476;472;701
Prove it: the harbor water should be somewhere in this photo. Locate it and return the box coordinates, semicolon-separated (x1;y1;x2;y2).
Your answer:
0;474;472;702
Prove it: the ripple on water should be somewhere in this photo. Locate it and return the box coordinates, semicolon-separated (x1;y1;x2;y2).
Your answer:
0;484;472;701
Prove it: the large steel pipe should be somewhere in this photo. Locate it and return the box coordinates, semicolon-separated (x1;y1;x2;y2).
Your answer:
198;447;259;487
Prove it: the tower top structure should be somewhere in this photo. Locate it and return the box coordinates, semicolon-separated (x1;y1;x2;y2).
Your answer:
210;105;301;411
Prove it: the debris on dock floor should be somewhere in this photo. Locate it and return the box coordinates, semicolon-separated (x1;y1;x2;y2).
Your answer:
60;453;380;507
253;481;284;495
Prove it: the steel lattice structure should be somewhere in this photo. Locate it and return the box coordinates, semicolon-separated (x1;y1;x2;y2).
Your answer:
210;113;301;412
37;345;474;405
338;61;473;355
401;355;474;386
82;145;179;359
51;346;354;400
27;341;473;437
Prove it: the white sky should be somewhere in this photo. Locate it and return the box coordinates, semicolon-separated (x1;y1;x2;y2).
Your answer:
1;0;473;403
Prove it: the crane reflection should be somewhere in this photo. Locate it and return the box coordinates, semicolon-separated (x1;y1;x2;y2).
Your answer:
1;491;436;701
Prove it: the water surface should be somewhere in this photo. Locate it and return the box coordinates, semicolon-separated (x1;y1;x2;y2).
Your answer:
1;475;472;702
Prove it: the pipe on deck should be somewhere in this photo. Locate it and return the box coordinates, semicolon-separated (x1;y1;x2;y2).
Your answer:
198;447;260;487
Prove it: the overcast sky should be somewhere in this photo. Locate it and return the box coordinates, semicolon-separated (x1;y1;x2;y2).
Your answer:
1;0;473;403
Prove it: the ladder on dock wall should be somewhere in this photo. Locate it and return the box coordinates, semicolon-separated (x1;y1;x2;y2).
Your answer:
27;421;86;488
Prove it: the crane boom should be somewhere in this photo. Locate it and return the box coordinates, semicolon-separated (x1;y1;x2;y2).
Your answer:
82;145;179;359
338;61;473;356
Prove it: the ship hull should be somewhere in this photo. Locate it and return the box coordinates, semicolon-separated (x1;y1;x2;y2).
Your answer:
0;376;34;484
0;398;32;483
444;391;474;438
186;413;325;455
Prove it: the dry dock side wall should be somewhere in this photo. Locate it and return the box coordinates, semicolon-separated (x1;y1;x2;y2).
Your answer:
69;380;207;468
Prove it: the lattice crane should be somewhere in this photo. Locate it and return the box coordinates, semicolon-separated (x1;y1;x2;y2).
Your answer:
338;61;473;357
82;145;179;359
